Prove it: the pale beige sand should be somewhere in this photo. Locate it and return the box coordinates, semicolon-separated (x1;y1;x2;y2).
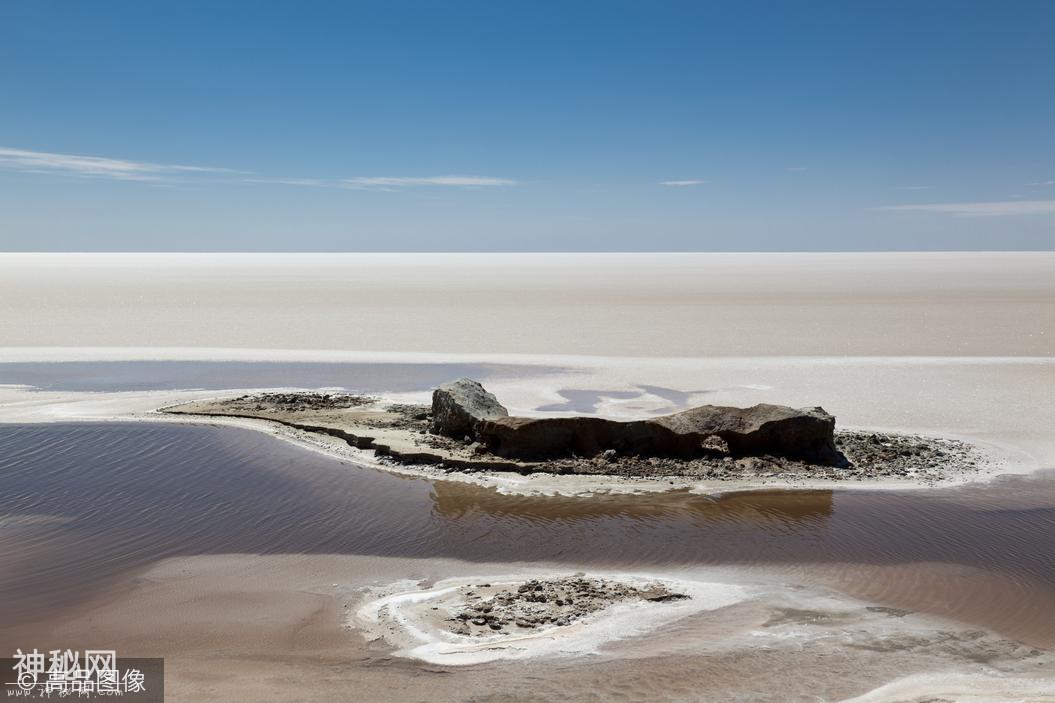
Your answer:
2;252;1053;357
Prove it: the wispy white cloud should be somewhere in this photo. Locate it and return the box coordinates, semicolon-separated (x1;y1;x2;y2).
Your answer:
0;146;244;181
659;179;706;187
343;175;516;188
1;146;518;192
1024;180;1055;186
240;177;329;187
882;200;1055;217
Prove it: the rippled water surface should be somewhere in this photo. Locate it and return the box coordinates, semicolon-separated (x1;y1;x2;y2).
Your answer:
3;422;1054;648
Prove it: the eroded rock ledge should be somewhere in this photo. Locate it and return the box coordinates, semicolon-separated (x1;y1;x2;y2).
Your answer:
434;378;836;462
161;380;987;482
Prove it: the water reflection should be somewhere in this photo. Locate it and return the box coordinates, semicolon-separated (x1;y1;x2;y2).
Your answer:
430;480;834;526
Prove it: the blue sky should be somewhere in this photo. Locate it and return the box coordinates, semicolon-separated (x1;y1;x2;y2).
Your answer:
1;0;1053;251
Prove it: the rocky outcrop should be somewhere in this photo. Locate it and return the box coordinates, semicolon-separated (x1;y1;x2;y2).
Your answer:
430;378;509;439
431;380;837;463
653;403;837;460
478;416;685;460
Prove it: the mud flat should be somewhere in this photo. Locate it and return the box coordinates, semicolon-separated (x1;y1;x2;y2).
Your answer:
161;390;994;488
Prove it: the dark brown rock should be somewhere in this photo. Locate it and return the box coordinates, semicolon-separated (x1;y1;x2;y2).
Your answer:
478;416;690;460
475;394;836;463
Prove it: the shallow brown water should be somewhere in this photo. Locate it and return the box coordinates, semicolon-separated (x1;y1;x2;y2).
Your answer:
2;422;1054;650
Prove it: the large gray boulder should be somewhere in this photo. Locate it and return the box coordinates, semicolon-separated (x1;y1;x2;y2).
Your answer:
431;378;509;439
652;403;836;460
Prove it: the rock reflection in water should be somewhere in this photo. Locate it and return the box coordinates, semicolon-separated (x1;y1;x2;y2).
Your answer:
429;480;834;529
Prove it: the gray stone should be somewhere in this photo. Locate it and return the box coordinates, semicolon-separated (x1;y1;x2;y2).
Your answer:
430;378;509;439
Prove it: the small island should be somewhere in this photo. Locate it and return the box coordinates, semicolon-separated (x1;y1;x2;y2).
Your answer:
161;378;985;484
352;571;740;666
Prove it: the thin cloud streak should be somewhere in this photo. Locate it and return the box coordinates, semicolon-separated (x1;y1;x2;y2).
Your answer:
0;147;517;192
883;200;1055;217
0;146;244;181
343;176;516;188
240;177;329;187
659;180;706;186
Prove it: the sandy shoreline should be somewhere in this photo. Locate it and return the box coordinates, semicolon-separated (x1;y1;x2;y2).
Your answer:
0;384;1030;497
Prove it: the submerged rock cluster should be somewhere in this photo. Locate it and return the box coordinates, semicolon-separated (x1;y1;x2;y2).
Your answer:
223;392;375;412
446;575;689;636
